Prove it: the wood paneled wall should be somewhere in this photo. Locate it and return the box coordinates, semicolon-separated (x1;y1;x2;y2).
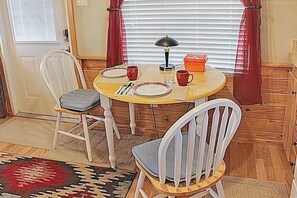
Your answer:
80;57;292;143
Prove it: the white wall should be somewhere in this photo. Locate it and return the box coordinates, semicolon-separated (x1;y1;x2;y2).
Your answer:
72;0;297;63
73;0;109;56
261;0;297;63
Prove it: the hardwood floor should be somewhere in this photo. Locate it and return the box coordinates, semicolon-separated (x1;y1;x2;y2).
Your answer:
0;117;293;197
126;140;294;197
0;140;293;197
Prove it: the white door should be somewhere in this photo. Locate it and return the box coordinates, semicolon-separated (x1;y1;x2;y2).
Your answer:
0;0;69;116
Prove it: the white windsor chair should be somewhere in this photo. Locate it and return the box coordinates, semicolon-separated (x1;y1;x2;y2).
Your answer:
132;98;242;198
40;50;120;162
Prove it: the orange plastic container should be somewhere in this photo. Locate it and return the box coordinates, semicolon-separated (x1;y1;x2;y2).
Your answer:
184;54;208;72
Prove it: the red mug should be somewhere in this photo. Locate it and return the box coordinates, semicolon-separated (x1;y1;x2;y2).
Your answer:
127;66;138;81
176;70;193;86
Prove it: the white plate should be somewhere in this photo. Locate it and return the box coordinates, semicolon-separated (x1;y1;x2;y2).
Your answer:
133;82;172;97
100;67;127;78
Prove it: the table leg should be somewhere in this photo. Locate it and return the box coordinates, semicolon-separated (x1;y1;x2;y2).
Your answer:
194;97;207;107
100;94;116;169
129;102;136;135
195;97;207;136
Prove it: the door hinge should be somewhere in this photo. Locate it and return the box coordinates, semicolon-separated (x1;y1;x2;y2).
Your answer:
293;142;297;146
292;91;297;95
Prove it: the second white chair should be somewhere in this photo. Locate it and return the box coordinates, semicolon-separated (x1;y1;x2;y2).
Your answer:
132;98;242;198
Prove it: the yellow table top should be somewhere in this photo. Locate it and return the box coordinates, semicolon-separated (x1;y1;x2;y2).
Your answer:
93;65;226;105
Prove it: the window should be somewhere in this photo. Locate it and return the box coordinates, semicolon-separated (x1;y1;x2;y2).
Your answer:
122;0;244;71
8;0;57;42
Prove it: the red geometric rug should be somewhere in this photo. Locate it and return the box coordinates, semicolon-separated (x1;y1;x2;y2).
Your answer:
0;152;135;197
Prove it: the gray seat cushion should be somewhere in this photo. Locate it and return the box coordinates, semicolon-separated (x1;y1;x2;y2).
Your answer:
132;133;209;182
60;89;100;112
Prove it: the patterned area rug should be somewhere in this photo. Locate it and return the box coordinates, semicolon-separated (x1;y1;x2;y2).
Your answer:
0;152;135;197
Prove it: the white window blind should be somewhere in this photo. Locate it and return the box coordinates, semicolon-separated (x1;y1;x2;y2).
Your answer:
8;0;57;42
122;0;244;71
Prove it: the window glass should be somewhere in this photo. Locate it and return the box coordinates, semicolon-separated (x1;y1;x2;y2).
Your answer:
8;0;57;42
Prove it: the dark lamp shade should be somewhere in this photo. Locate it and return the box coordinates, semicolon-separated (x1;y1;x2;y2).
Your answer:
155;35;179;47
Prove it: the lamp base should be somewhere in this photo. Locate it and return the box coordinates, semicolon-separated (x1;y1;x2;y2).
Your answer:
159;64;175;71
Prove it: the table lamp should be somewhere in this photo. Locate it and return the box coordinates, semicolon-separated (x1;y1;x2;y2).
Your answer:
155;35;179;71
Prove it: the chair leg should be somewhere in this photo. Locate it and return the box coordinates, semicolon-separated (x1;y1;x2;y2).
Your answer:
129;103;136;135
78;114;82;123
53;112;62;149
216;180;225;198
82;114;92;162
111;115;121;139
134;170;146;198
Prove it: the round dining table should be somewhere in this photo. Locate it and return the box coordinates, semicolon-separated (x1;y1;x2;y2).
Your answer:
93;65;226;168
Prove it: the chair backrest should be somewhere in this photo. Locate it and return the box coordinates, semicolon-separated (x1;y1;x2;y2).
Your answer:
40;50;87;105
158;98;241;188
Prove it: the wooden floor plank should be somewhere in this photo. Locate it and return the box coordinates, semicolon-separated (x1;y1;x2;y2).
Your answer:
255;159;268;180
